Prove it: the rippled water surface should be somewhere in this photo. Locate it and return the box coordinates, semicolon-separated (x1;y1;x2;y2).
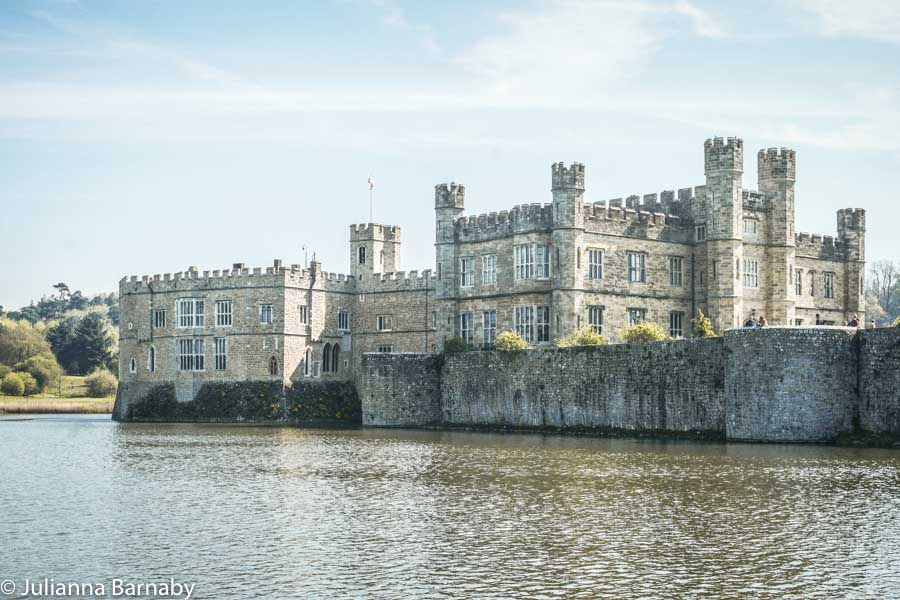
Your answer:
2;415;900;598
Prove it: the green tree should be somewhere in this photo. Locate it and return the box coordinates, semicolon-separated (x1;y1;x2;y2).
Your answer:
85;369;118;398
1;372;25;396
621;321;670;343
0;365;11;379
894;316;900;327
14;355;62;392
71;313;112;374
556;326;608;348
494;331;528;351
18;372;40;396
47;317;80;373
0;318;54;366
692;309;717;338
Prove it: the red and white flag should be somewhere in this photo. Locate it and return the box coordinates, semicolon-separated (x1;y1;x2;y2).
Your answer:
368;176;375;191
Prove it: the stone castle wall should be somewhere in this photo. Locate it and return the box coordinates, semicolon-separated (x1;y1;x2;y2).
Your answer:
359;327;900;443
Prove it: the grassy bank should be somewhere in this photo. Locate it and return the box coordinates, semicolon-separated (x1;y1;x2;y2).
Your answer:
0;375;115;414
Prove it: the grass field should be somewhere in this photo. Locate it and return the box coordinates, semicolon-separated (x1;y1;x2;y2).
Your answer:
0;375;115;414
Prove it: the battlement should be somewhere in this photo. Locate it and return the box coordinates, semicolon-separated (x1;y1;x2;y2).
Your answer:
435;182;465;209
601;187;694;217
758;147;796;181
837;208;866;232
704;136;744;174
358;269;435;292
551;162;585;191
350;223;401;242
454;203;553;240
795;231;846;259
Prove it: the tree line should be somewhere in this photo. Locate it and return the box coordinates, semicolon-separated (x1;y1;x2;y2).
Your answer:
866;260;900;326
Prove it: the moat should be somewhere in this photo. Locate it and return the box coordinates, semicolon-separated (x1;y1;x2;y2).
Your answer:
3;415;900;598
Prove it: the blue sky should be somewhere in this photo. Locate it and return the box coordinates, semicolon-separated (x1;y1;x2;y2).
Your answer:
1;0;899;309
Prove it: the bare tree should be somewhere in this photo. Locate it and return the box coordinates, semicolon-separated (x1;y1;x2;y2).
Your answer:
867;260;900;317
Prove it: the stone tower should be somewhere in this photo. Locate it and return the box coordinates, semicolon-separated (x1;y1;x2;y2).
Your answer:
704;137;744;331
434;182;465;348
550;162;585;338
759;147;796;324
349;223;401;279
837;207;866;320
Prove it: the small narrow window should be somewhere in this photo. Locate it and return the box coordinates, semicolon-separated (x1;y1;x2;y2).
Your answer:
129;358;136;374
269;356;278;376
358;246;366;264
148;346;156;373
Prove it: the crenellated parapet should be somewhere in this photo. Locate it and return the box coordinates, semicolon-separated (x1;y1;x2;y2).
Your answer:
837;208;866;234
350;223;401;242
704;136;743;173
601;187;694;217
357;269;435;292
795;232;845;259
454;203;553;242
758;147;796;181
551;162;585;191
435;182;465;209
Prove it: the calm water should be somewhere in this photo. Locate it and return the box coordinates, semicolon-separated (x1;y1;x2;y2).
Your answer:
2;416;900;599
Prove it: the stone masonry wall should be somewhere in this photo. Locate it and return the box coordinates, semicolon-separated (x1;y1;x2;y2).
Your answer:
858;327;900;435
724;328;859;442
359;354;442;427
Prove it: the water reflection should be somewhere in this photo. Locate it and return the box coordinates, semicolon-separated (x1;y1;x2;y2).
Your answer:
2;415;899;598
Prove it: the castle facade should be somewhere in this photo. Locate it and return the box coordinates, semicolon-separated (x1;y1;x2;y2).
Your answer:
118;136;865;392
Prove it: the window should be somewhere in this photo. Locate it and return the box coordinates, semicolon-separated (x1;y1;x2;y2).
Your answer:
627;253;646;283
377;345;393;353
151;308;167;328
358;246;366;264
377;315;392;331
795;319;804;326
460;312;473;344
536;245;551;279
809;271;816;296
669;257;684;287
514;306;534;343
482;255;497;285
695;225;706;242
304;348;311;377
331;344;340;373
338;309;350;331
699;271;705;285
514;244;534;280
322;343;331;373
514;243;551;280
795;269;803;295
824;272;835;299
712;261;717;281
214;337;227;371
743;219;758;234
129;358;136;374
176;338;204;371
482;310;497;346
176;299;204;328
588;249;603;280
299;305;308;324
588;306;603;334
259;304;274;325
743;259;759;288
148;346;156;373
459;257;474;288
669;312;685;338
215;300;232;327
628;308;646;325
269;356;278;376
536;306;550;342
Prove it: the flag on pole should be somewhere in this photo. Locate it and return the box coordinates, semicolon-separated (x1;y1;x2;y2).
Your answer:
368;176;375;191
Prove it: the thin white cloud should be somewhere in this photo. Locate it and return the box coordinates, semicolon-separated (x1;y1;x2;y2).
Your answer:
669;1;726;38
795;0;900;43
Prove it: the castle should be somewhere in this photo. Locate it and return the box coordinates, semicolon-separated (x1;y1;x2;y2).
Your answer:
118;136;866;394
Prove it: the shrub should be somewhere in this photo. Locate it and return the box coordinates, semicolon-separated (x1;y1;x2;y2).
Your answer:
556;326;608;348
1;372;24;396
894;316;900;327
85;369;118;398
0;364;11;379
620;321;670;343
443;337;471;353
14;355;62;392
18;372;40;396
494;330;528;351
692;309;717;338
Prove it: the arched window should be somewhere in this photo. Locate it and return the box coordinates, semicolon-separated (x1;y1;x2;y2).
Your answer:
148;346;156;373
129;358;136;374
331;343;340;373
379;250;384;264
304;348;311;377
322;343;331;373
358;246;366;264
268;356;278;376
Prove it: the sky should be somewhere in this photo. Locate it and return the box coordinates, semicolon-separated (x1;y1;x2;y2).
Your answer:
1;0;899;309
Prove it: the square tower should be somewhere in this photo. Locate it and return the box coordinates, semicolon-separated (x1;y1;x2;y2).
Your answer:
349;223;401;278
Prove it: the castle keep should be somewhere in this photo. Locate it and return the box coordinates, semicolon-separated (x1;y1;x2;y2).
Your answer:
118;136;865;394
